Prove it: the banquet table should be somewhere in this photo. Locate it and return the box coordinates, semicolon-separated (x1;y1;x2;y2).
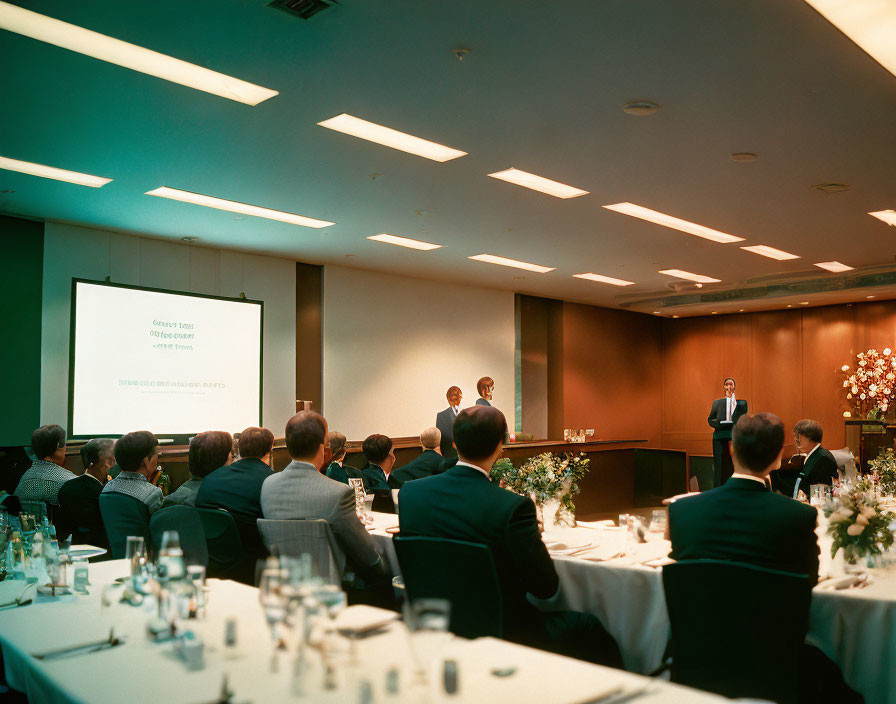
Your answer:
0;559;735;704
368;511;895;704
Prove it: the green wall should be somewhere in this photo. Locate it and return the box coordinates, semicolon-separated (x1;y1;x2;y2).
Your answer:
0;215;43;446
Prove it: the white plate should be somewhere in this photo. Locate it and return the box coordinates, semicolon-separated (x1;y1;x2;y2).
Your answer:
69;547;108;559
334;605;399;634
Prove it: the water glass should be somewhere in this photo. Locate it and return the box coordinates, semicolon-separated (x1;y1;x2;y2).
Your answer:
125;536;146;577
649;509;667;534
404;599;452;689
348;478;365;517
73;558;90;593
187;564;208;616
158;531;185;581
259;568;288;657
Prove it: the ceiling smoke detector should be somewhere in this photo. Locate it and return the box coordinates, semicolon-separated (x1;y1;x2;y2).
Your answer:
812;183;850;194
181;236;200;243
622;101;659;116
730;152;758;162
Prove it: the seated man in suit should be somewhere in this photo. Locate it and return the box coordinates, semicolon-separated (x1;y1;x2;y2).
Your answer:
197;426;274;523
671;412;861;703
360;434;395;491
102;430;164;514
162;431;232;508
475;376;494;406
15;424;76;506
260;411;385;587
399;406;623;667
325;431;366;487
435;386;463;457
671;412;819;584
389;427;444;488
57;438;115;546
792;419;838;500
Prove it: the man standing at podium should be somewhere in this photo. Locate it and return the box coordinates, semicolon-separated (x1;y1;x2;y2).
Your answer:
708;377;748;488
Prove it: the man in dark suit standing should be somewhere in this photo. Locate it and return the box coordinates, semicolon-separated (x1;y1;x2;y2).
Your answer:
672;412;819;584
792;419;838;499
399;406;623;667
389;427;444;488
707;377;748;488
435;386;463;457
360;434;395;491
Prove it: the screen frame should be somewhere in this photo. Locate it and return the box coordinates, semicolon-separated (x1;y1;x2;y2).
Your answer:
67;277;264;440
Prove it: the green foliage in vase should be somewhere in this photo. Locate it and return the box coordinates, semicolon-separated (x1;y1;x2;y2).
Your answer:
868;448;896;496
490;452;590;516
823;488;895;560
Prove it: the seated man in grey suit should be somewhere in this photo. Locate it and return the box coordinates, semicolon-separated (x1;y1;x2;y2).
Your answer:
260;411;385;588
389;427;444;488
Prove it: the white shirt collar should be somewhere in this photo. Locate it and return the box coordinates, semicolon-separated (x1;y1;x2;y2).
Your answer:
730;472;767;486
451;406;459;415
456;460;491;480
804;443;821;461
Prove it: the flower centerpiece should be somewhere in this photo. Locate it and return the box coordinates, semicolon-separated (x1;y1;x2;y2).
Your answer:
490;452;590;527
867;447;896;496
824;487;895;565
841;348;896;422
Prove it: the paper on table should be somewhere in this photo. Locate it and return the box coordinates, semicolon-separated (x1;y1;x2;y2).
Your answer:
334;605;399;634
575;520;616;530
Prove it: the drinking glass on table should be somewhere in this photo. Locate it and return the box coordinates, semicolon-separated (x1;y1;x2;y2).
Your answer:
348;478;366;516
158;531;185;581
259;567;289;670
125;536;146;577
187;564;208;618
649;509;667;534
404;598;453;690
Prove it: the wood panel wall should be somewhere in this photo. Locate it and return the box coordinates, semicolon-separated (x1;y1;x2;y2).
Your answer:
660;300;896;455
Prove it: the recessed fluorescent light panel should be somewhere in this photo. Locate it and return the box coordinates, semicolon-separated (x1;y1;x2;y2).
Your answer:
803;0;896;79
815;261;854;273
740;244;800;261
145;187;334;228
469;254;555;274
658;269;721;284
603;203;744;243
488;168;588;199
870;210;896;226
573;273;635;286
367;234;441;251
317;114;466;162
0;155;111;187
0;1;278;105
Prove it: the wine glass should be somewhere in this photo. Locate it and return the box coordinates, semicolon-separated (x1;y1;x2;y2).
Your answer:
258;568;288;671
404;598;452;690
125;536;146;579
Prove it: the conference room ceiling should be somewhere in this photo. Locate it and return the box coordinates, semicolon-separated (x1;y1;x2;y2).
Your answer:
2;0;896;317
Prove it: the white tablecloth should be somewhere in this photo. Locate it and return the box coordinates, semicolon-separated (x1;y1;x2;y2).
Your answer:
0;559;732;704
368;512;896;703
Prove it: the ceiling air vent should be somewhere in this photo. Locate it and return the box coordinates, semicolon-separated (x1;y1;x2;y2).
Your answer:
812;183;850;194
268;0;338;20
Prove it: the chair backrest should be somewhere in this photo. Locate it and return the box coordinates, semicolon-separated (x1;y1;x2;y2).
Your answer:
370;490;395;514
18;499;48;521
57;482;109;550
256;519;341;585
393;536;503;639
98;492;151;559
195;508;244;579
662;559;810;704
150;506;209;567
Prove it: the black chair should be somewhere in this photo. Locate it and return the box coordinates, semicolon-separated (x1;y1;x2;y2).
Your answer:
57;481;110;556
393;536;502;639
98;493;151;559
195;508;246;581
662;559;810;704
370;490;395;514
0;494;21;516
150;506;208;567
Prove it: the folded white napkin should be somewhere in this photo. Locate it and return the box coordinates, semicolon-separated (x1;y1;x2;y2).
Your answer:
334;605;399;634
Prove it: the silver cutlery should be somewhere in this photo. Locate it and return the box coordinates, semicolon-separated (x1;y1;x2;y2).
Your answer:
32;627;124;660
0;583;35;609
